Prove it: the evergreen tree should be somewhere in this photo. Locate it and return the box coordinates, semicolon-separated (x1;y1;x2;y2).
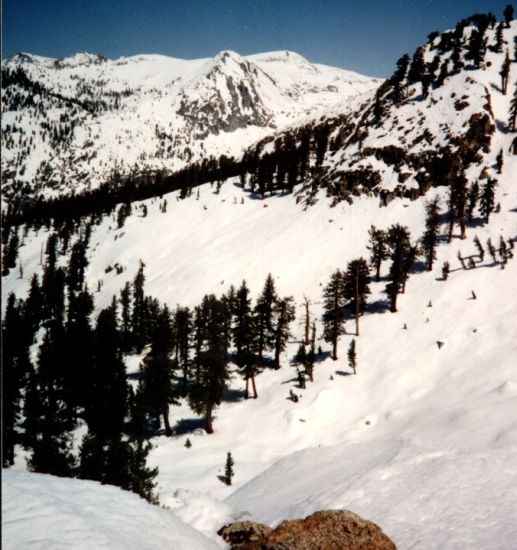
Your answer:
504;4;514;26
466;25;487;68
174;306;192;397
301;295;312;345
188;295;230;433
500;52;511;95
306;321;316;382
233;281;258;398
342;258;371;336
127;438;159;503
347;339;357;375
132;260;147;353
2;229;20;275
66;240;88;292
322;270;345;360
224;451;235;486
25;273;44;332
2;294;33;466
479;178;497;223
493;23;504;53
487;238;498;264
391;54;410;102
422;197;441;271
254;274;278;362
385;225;413;312
408;47;426;85
25;321;77;477
367;226;388;281
466;182;479;222
442;261;450;280
272;296;296;369
509;82;517;131
140;306;176;435
119;282;132;352
473;235;485;261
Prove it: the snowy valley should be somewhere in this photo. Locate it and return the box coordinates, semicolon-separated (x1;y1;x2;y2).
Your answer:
2;11;517;550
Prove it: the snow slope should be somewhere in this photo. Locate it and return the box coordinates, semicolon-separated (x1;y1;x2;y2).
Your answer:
1;49;380;202
2;469;219;550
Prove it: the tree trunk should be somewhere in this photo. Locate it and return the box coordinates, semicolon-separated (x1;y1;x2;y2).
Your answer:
251;373;258;399
303;297;310;345
162;406;172;437
274;332;281;369
375;261;381;282
390;293;398;313
205;404;213;434
448;206;455;243
332;338;338;361
244;375;249;399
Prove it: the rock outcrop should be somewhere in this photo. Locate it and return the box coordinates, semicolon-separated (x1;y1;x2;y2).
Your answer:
218;510;396;550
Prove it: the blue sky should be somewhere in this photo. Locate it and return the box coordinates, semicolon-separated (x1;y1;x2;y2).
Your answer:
2;0;512;76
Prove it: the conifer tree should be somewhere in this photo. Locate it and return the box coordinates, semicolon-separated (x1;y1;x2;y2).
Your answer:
25;273;44;332
367;226;388;281
132;260;147;353
442;261;450;280
391;54;410;102
493;23;504;53
343;258;371;336
254;274;278;362
509;82;517;131
224;451;235;485
25;321;77;477
306;322;316;382
272;297;296;369
174;306;192;397
487;238;498;264
347;339;357;375
474;235;485;261
140;306;176;435
500;52;511;95
504;4;514;27
385;225;413;312
496;149;504;175
127;438;159;503
479;178;497;224
466;182;479;222
119;282;132;352
2;294;33;466
422;197;441;271
301;295;312;345
188;295;230;433
322;270;345;360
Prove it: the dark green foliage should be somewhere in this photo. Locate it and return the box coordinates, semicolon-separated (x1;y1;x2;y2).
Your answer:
422;197;441;271
504;4;514;26
140;305;177;435
2;294;33;466
466;25;487;68
479;178;497;223
391;54;410;103
66;240;88;292
342;258;370;336
322;270;345;360
466;182;479;222
25;321;77;477
132;260;147;353
174;305;192;397
225;451;235;485
347;339;357;375
510;82;517;131
188;295;230;433
492;23;504;53
487;238;498;264
367;226;388;281
273;297;296;369
500;53;511;95
254;274;278;362
474;235;485;261
2;228;20;275
408;47;427;85
119;282;132;352
385;225;414;312
442;261;450;280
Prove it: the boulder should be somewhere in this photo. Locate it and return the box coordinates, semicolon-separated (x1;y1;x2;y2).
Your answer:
219;510;396;550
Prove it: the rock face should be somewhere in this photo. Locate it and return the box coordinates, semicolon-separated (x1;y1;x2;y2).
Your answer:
218;510;396;550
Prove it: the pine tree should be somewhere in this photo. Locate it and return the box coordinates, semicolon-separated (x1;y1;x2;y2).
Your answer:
25;321;77;477
367;226;388;281
174;306;192;397
466;182;479;222
493;23;504;53
408;47;426;85
132;260;147;353
128;438;159;503
224;451;235;485
140;305;176;435
347;339;357;375
2;294;33;466
342;258;371;336
442;261;450;280
500;52;511;95
422;197;441;271
272;297;296;369
322;270;345;360
385;225;413;312
479;178;497;223
119;282;132;352
391;54;410;102
474;235;485;261
509;82;517;131
487;238;498;264
306;322;316;382
301;295;312;345
466;26;487;68
254;274;278;362
504;4;515;27
188;295;230;433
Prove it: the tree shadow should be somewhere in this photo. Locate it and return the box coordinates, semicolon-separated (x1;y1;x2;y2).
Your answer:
335;370;352;377
368;299;391;315
224;388;246;402
172;417;206;435
315;350;332;363
217;475;229;485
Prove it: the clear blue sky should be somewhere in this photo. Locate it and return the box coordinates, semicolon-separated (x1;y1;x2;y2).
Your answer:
2;0;512;77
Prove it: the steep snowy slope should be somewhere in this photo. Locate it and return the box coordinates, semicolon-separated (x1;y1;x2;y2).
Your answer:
2;469;219;550
1;49;379;202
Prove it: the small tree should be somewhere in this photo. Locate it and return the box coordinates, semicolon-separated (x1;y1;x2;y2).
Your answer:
225;452;235;486
343;258;370;336
272;297;296;369
504;4;514;27
322;270;346;359
367;226;388;281
474;235;485;261
422;197;441;271
442;261;450;280
479;178;497;224
348;339;357;375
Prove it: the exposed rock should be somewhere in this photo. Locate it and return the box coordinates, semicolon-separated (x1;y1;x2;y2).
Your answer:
218;520;272;549
219;510;396;550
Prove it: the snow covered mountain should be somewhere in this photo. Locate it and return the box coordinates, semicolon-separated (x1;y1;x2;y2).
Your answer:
2;11;517;550
1;49;379;202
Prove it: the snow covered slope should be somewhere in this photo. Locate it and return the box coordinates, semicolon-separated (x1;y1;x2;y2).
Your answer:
2;469;219;550
1;49;379;202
